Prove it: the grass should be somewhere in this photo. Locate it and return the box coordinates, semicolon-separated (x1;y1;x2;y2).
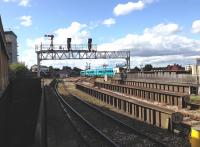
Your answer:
190;95;200;104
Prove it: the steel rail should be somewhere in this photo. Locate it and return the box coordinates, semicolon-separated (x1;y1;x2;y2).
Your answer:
67;91;167;147
57;81;166;146
54;83;119;147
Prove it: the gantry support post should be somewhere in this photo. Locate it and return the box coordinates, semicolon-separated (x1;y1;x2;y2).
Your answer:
35;43;131;77
37;53;41;77
126;51;131;72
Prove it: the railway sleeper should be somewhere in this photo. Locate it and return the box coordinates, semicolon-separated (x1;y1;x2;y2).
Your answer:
94;81;189;109
76;83;183;132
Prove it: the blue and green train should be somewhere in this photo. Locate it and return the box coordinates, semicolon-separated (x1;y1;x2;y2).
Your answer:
80;68;119;77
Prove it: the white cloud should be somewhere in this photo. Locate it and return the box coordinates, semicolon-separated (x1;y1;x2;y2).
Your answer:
3;0;31;7
20;22;200;69
99;32;197;52
130;55;197;68
27;22;89;48
102;18;116;27
26;37;45;48
144;23;181;35
98;23;183;51
113;0;155;16
53;22;88;44
19;16;32;27
98;23;200;66
114;1;144;16
18;0;30;7
21;22;90;68
192;20;200;34
18;37;45;67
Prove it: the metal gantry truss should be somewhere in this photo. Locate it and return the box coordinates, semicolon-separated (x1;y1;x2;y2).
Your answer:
35;44;130;77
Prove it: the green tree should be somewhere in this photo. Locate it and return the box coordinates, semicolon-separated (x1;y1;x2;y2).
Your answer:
143;64;153;71
9;63;29;77
71;67;82;76
49;66;54;72
132;66;141;72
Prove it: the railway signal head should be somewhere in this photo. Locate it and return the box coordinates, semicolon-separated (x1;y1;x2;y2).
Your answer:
44;34;54;50
88;38;92;51
44;34;54;39
67;38;71;51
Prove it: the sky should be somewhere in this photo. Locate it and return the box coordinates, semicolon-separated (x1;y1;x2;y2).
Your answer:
1;0;200;69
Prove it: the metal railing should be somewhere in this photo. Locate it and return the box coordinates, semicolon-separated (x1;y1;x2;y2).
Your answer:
35;44;97;52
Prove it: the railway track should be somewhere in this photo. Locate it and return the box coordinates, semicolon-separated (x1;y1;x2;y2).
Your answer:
55;81;166;147
46;86;90;147
53;85;118;147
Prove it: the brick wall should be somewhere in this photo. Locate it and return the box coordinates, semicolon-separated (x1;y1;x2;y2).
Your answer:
0;17;9;91
0;49;9;90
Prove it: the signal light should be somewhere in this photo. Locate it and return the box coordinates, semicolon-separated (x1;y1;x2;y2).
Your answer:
67;38;71;51
88;38;92;51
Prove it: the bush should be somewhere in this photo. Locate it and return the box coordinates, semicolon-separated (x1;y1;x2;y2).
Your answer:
49;79;57;87
143;64;153;71
9;63;29;78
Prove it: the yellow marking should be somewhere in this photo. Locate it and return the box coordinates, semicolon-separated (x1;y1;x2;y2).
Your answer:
191;128;200;139
191;128;200;147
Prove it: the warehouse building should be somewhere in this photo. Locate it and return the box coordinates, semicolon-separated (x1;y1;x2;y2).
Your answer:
0;16;9;92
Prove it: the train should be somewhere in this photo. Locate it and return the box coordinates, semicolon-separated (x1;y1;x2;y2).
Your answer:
80;68;119;77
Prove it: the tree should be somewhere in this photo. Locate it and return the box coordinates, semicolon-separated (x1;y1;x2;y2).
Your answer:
9;63;29;77
62;66;71;70
132;66;141;72
71;67;82;76
49;66;54;71
143;64;153;71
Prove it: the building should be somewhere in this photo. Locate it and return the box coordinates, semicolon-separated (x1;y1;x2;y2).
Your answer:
165;64;185;71
0;17;9;91
185;65;192;72
4;31;17;63
189;58;200;75
31;65;49;73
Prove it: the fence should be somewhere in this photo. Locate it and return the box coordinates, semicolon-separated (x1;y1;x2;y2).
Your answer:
115;73;198;85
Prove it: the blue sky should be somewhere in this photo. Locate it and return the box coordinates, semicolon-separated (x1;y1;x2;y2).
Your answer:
1;0;200;69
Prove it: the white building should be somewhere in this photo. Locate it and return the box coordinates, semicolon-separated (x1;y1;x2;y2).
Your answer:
31;65;49;73
187;58;200;75
185;65;192;72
